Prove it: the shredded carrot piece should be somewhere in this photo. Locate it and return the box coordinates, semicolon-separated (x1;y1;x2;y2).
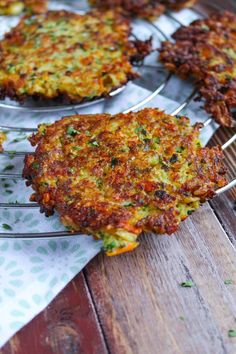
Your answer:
106;242;139;256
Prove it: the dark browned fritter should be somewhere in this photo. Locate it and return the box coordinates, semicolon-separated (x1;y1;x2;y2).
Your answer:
0;0;47;15
159;11;236;127
89;0;197;18
0;9;151;104
163;0;196;11
23;108;227;256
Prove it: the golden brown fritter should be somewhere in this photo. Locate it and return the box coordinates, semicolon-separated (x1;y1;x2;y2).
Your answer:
159;11;236;127
0;0;47;15
0;9;151;104
23;108;227;256
0;131;6;151
89;0;196;18
89;0;165;19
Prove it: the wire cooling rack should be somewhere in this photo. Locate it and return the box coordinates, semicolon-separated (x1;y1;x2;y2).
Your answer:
0;0;235;239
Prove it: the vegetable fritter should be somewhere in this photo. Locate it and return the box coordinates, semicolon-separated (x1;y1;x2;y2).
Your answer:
0;0;47;15
0;131;6;151
0;9;151;103
163;0;196;11
89;0;196;18
23;108;227;256
89;0;165;19
159;12;236;127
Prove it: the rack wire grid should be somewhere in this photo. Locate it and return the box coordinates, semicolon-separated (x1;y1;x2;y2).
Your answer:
0;0;235;239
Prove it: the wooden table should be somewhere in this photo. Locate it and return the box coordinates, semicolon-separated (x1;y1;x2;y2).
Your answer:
1;1;236;353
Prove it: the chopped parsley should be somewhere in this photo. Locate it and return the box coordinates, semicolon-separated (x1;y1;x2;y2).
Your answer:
135;125;147;136
67;126;80;136
153;137;160;144
10;136;27;144
170;154;178;164
96;178;103;189
176;146;185;153
32;162;40;170
88;140;99;147
111;157;119;168
187;210;195;215
3;164;14;171
180;280;194;288
72;146;83;151
228;329;236;338
122;201;134;207
5;190;13;194
68;167;76;174
224;279;233;285
2;223;12;231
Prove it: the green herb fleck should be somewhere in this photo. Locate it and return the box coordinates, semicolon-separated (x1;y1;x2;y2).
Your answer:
179;316;185;321
3;164;14;171
68;167;76;174
67;126;80;136
10;136;27;144
135;125;147;136
32;162;40;170
111;157;119;168
153;137;160;144
89;140;99;147
187;210;195;215
228;329;236;338
201;24;209;31
225;74;232;81
5;190;13;194
122;201;134;207
103;240;116;252
2;223;12;231
96;178;103;189
176;146;185;153
72;146;83;151
180;280;194;288
224;279;233;285
170;154;178;164
39;182;49;187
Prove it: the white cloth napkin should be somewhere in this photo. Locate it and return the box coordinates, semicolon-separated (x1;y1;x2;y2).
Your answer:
0;4;218;347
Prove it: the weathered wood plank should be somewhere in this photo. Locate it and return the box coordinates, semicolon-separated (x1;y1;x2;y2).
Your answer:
85;204;236;354
209;127;236;246
0;273;107;354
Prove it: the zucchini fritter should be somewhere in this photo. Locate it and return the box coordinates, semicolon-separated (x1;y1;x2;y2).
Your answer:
0;0;47;15
23;108;227;256
89;0;196;18
0;131;6;151
162;0;196;11
0;9;151;103
159;12;236;127
89;0;165;19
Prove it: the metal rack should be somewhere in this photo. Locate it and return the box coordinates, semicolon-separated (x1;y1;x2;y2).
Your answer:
0;3;235;239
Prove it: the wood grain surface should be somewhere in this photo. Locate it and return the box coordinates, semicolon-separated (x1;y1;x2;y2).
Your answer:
1;0;236;353
85;203;236;354
0;274;108;354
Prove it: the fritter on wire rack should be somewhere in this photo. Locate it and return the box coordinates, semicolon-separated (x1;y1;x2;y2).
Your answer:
0;9;151;104
23;108;227;256
89;0;165;19
0;0;47;15
89;0;196;18
159;11;236;127
162;0;196;11
0;131;6;151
